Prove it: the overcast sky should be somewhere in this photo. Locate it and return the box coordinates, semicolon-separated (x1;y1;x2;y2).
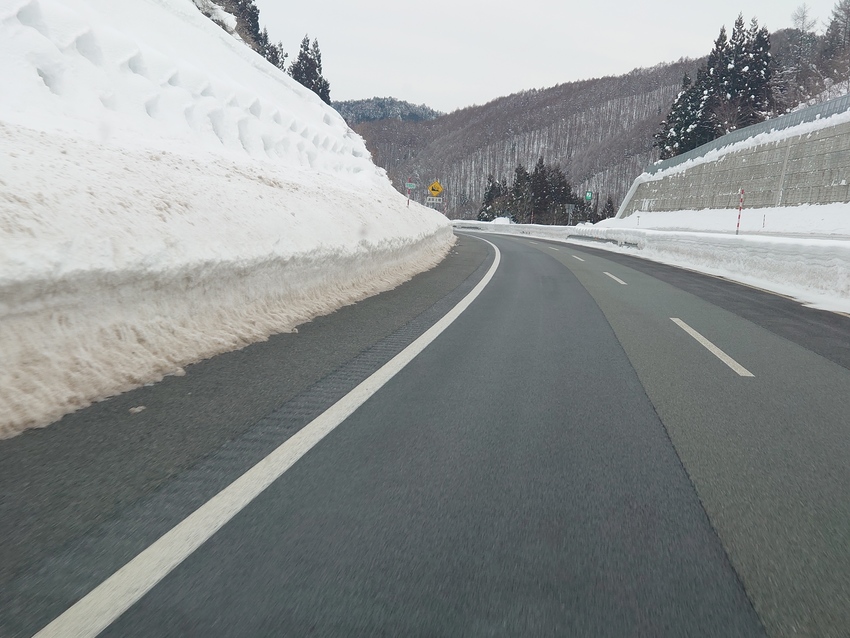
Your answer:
252;0;839;113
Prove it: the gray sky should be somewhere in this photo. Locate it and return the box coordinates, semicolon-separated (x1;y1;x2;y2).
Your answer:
252;0;839;113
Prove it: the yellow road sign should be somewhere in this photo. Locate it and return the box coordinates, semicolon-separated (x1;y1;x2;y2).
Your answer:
428;181;443;197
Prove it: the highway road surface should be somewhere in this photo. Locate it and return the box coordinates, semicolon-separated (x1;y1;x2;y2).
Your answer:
2;232;850;637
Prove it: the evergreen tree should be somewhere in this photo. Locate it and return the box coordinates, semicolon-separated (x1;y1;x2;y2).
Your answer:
199;0;287;71
478;175;508;221
601;196;616;219
821;0;850;93
549;166;571;225
655;15;774;158
289;35;332;104
259;28;288;71
478;174;499;221
654;73;703;159
478;161;581;225
310;39;331;104
704;23;738;135
743;18;774;123
530;157;551;224
234;0;262;44
510;164;532;223
289;36;314;87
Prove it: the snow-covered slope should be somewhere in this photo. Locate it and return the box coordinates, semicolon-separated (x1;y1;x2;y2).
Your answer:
0;0;453;438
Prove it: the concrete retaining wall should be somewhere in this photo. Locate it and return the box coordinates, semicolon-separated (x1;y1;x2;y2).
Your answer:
619;112;850;217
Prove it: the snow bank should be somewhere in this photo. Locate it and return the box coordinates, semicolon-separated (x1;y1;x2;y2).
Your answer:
598;204;850;238
0;0;452;437
457;208;850;315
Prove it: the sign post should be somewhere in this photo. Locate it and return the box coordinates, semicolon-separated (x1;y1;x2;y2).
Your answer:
426;181;444;212
405;178;416;207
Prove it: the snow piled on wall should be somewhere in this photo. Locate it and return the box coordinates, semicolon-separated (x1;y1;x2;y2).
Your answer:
0;0;453;437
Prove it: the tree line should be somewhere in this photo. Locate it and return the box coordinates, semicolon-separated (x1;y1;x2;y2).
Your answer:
656;2;850;159
198;0;332;105
478;158;616;224
654;14;772;159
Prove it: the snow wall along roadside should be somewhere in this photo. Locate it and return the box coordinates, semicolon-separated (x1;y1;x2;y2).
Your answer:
453;220;850;316
617;94;850;217
0;0;453;438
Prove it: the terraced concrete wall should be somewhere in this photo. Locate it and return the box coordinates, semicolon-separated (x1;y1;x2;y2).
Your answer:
619;117;850;217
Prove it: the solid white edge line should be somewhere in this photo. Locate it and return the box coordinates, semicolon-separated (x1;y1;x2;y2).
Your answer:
572;255;585;262
603;271;628;285
671;318;755;377
33;238;502;638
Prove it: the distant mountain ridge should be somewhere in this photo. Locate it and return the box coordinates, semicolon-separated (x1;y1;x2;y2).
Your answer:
333;97;443;126
351;61;702;217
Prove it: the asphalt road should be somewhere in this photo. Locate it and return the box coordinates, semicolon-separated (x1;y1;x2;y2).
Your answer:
0;236;491;636
4;231;850;637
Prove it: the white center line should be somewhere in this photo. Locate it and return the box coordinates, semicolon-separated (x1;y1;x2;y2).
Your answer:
572;255;585;262
33;240;504;638
671;318;754;377
603;272;627;285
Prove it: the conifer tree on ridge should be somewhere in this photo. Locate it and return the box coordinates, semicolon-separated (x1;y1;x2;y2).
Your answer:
289;35;332;105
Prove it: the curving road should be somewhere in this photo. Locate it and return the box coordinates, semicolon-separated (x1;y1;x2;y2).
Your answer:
4;232;850;637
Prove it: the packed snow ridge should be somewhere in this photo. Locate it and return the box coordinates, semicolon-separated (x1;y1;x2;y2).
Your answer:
461;205;850;315
0;0;453;438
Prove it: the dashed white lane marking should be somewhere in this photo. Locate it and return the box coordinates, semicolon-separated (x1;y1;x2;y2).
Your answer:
548;246;559;251
33;240;503;638
603;272;628;285
671;318;755;377
572;255;585;262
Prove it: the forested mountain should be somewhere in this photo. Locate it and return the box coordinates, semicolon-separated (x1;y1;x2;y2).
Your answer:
353;60;700;218
334;98;443;126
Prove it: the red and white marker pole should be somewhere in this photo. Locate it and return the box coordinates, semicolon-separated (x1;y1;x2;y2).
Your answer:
735;188;744;235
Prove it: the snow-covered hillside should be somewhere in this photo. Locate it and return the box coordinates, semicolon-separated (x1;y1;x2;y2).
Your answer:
0;0;453;438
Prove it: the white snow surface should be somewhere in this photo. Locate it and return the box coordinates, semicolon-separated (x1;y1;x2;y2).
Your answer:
458;205;850;315
0;0;453;437
199;1;237;31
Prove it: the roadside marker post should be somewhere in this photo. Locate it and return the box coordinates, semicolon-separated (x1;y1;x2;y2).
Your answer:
736;189;744;235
